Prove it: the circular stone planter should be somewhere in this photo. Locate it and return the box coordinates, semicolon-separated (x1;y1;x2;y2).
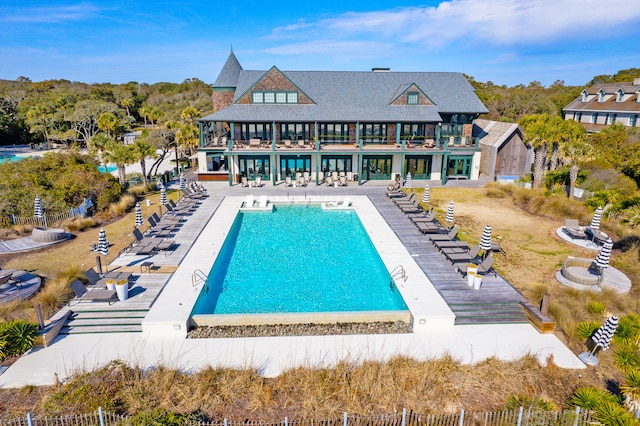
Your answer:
31;227;67;244
560;257;600;286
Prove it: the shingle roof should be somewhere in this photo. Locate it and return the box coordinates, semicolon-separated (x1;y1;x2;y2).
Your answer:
203;68;487;122
474;119;522;148
212;51;243;88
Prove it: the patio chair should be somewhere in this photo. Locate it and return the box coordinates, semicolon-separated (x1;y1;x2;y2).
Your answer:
415;221;446;234
564;219;587;239
433;240;469;251
393;192;415;205
285;176;293;187
241;176;250;187
244;195;254;208
258;195;268;208
69;279;116;305
457;254;495;277
428;226;459;242
325;176;333;186
255;176;262;187
445;244;480;264
284;140;293;148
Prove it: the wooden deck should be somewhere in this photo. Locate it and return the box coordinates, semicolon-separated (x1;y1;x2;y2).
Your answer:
368;193;531;325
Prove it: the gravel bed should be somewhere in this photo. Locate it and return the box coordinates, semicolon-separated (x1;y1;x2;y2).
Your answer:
188;321;412;338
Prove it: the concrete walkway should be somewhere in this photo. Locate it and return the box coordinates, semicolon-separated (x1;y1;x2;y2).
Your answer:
0;180;586;388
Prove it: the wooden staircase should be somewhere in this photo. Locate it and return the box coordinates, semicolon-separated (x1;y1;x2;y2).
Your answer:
60;309;148;334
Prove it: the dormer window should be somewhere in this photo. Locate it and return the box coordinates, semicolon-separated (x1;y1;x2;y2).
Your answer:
616;89;624;102
581;90;588;102
407;92;419;105
252;91;298;104
598;89;606;102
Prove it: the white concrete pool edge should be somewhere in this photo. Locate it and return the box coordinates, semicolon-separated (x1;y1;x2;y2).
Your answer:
142;196;455;337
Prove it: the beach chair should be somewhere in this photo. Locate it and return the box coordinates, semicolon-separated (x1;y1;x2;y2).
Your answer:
415;222;446;234
393;193;415;205
457;254;495;276
433;240;469;251
428;226;459;242
244;195;254;208
258;195;268;208
445;244;480;264
69;279;116;305
564;219;587;239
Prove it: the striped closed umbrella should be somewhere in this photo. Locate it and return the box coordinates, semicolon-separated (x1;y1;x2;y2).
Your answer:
135;202;143;227
96;228;109;257
160;185;167;206
591;206;603;230
479;224;492;252
179;173;186;191
34;196;43;219
445;201;455;227
422;185;430;204
404;172;412;188
595;238;613;270
591;316;618;352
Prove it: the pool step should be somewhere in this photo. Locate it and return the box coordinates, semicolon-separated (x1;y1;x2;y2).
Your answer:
448;303;528;325
60;310;148;334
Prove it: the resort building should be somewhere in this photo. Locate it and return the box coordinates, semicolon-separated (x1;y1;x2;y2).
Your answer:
196;51;489;185
563;78;640;133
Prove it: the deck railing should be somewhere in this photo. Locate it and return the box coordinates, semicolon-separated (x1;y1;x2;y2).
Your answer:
0;407;595;426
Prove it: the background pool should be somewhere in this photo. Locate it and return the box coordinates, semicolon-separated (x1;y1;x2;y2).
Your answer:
192;204;407;315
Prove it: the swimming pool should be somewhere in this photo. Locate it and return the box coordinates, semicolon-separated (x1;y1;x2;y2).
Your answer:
97;165;118;173
192;204;408;319
0;155;24;164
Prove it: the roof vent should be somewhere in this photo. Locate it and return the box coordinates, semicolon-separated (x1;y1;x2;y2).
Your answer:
634;77;640;86
372;67;390;73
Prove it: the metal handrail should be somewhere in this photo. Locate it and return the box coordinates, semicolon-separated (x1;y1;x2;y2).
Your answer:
390;265;407;288
192;269;208;287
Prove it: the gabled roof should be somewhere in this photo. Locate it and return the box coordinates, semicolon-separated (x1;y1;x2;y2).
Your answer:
212;51;243;88
474;119;524;148
202;68;487;122
388;83;433;105
564;80;640;113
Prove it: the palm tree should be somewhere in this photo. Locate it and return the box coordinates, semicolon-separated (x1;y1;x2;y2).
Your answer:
102;141;135;185
88;132;114;171
180;106;199;124
131;139;156;186
139;106;152;127
120;98;135;118
519;114;566;189
97;112;118;137
559;120;589;199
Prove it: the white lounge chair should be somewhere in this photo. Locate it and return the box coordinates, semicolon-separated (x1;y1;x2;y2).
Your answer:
259;195;268;208
244;195;254;208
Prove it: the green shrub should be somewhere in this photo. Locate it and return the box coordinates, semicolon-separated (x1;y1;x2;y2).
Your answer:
615;314;640;342
505;395;556;411
593;400;636;425
130;408;206;426
587;301;606;314
570;386;618;410
0;319;38;360
614;342;640;374
576;321;601;339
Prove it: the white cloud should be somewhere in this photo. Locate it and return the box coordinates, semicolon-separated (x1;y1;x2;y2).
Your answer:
1;2;102;24
273;0;640;47
262;39;394;57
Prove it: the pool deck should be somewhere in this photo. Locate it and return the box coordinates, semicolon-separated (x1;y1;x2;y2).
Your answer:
0;181;585;388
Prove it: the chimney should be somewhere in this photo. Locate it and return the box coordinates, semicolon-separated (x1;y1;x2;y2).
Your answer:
634;77;640;86
372;67;390;73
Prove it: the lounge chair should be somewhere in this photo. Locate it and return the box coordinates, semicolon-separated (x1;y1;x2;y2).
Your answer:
428;226;459;242
457;254;495;276
415;221;446;234
393;193;415;205
564;219;587;239
241;176;250;187
325;176;333;186
284;139;293;148
433;240;469;251
339;176;347;186
69;279;116;305
258;195;268;208
255;176;262;187
445;244;480;264
244;195;254;208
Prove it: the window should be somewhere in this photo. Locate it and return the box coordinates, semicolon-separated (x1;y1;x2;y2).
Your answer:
360;123;387;143
582;91;588;102
407;92;419;105
252;92;263;103
401;123;425;140
280;123;310;141
616;90;624;102
240;123;272;140
607;113;617;125
630;115;638;127
252;91;298;104
319;123;349;143
574;112;582;122
598;90;605;102
591;113;598;124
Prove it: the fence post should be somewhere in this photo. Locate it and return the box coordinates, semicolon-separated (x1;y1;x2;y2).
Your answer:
401;408;406;426
285;416;288;426
573;406;580;426
27;413;33;426
98;406;105;426
12;214;16;225
459;408;464;426
343;411;348;426
224;419;228;426
516;406;524;426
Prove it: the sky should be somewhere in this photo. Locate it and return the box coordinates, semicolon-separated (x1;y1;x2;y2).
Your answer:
1;0;640;87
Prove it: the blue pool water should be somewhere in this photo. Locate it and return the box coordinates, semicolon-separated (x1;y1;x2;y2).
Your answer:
97;165;118;173
0;155;23;164
192;204;407;315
